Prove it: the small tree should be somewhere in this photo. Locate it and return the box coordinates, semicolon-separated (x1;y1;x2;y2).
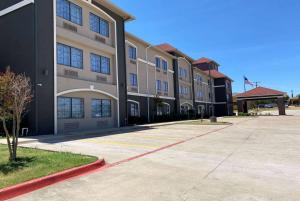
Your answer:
0;67;33;161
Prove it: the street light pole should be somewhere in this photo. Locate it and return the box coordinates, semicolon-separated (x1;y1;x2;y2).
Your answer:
208;65;217;122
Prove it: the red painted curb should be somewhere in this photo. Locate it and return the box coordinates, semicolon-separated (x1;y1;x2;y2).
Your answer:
0;159;105;201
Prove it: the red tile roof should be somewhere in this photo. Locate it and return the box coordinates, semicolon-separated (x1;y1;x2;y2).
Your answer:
203;70;232;81
236;87;285;98
155;43;194;62
155;43;177;52
193;57;220;66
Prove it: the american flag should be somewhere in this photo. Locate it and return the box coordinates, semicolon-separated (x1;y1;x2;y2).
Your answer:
244;76;254;86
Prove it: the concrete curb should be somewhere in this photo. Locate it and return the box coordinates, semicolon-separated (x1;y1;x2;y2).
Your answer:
0;159;106;200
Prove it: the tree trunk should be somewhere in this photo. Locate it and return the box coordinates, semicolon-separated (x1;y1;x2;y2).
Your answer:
1;119;13;161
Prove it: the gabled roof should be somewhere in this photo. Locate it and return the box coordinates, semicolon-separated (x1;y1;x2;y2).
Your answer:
236;87;285;98
155;43;194;63
203;70;233;81
193;57;220;66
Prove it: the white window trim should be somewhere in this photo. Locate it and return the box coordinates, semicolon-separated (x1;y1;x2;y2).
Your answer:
128;100;140;117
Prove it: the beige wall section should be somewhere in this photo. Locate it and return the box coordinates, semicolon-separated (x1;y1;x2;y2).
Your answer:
55;0;120;134
178;58;193;105
193;68;215;103
125;34;175;98
57;91;117;134
56;0;115;47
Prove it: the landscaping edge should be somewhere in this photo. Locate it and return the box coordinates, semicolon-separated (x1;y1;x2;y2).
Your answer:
0;159;106;200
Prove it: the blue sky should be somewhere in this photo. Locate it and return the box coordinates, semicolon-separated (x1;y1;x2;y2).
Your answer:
111;0;300;96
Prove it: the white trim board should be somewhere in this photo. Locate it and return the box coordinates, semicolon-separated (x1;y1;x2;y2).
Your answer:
57;88;119;100
127;92;176;100
0;0;34;17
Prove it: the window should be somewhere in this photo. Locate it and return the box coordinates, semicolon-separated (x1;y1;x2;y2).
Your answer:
156;80;161;91
195;74;202;83
130;73;138;87
128;45;137;60
162;60;168;72
157;105;163;116
91;99;111;118
197;90;203;98
90;53;110;74
163;81;168;92
155;57;161;69
58;97;84;119
180;86;189;95
130;102;139;117
89;13;109;37
57;0;82;25
157;104;170;116
57;43;83;69
179;67;187;78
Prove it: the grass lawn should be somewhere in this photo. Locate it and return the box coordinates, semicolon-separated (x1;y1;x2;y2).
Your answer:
178;120;231;125
0;144;97;189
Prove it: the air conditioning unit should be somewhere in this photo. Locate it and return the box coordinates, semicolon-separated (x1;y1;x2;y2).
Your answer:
131;87;138;92
96;75;107;83
97;120;108;127
63;22;77;32
64;122;79;131
130;60;137;65
95;35;106;43
64;69;78;78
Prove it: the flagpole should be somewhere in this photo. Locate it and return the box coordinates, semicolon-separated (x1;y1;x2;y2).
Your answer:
244;76;246;92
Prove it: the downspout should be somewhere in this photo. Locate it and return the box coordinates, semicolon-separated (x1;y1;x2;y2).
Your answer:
146;45;152;123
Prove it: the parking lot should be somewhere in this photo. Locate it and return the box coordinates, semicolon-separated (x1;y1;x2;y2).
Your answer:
14;110;300;201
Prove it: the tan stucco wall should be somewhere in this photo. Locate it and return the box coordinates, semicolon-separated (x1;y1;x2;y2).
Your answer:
56;0;115;47
193;68;215;103
125;35;175;98
57;91;117;134
178;58;193;104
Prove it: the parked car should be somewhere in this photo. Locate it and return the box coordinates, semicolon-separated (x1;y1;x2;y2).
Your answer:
264;104;274;108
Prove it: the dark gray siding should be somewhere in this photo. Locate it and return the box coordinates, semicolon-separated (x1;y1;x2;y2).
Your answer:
127;95;176;124
0;0;55;135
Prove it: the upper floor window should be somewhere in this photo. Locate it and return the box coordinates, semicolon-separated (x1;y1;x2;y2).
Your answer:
180;86;189;95
156;80;161;91
91;99;111;118
57;0;82;25
195;74;202;83
57;43;83;69
128;45;137;60
162;60;168;72
155;57;161;69
197;90;203;98
163;81;168;92
89;13;109;37
179;67;188;78
130;73;138;87
58;97;84;119
90;53;110;74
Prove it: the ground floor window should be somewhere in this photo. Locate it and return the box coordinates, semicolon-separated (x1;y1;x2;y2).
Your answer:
92;99;111;118
198;105;205;115
130;102;139;117
157;103;170;116
58;97;84;119
181;104;190;114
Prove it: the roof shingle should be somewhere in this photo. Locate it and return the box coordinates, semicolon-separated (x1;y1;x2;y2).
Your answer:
236;87;285;98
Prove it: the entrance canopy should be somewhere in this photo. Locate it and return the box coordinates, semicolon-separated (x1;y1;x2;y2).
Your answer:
236;87;286;115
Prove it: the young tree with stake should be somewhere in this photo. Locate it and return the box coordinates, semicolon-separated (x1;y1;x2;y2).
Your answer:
0;67;33;161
